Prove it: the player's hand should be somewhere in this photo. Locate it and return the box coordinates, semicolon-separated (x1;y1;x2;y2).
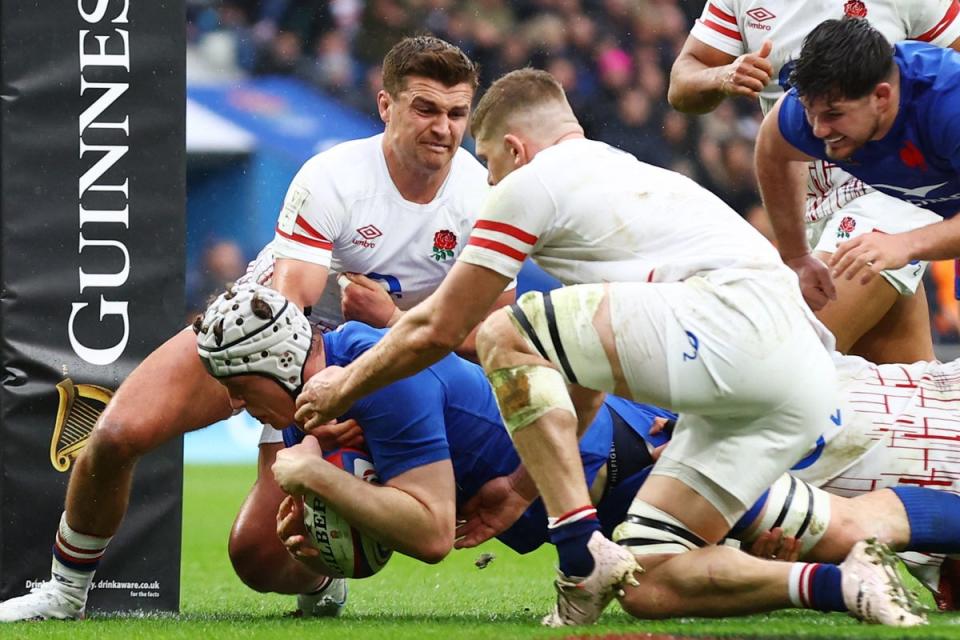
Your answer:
784;253;837;311
746;527;802;562
648;417;675;437
272;435;325;495
454;475;534;548
309;418;365;450
718;40;773;98
830;232;912;285
276;495;321;561
295;366;354;432
339;273;402;328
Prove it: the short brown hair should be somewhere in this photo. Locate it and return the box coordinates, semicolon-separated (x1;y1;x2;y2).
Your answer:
470;68;567;140
381;36;479;96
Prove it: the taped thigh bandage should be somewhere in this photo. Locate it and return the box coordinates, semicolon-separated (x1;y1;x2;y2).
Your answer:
487;365;575;435
738;473;831;556
612;500;708;556
506;287;614;389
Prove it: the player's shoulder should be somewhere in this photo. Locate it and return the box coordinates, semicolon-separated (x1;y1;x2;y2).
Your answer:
897;42;960;108
323;321;387;364
295;134;384;189
443;146;489;209
530;138;617;174
896;40;959;73
450;145;486;178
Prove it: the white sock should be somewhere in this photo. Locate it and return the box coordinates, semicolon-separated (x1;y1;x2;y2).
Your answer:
50;513;111;597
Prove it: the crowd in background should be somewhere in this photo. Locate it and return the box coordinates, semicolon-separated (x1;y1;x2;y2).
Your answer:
185;0;960;342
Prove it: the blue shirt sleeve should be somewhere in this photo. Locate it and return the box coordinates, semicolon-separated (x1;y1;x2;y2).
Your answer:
777;91;822;160
346;370;451;484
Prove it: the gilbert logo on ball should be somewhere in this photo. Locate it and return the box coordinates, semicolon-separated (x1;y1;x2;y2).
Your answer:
302;448;393;578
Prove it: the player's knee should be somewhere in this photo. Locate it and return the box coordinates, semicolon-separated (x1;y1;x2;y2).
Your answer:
228;525;277;593
476;309;516;369
417;537;452;565
83;413;150;467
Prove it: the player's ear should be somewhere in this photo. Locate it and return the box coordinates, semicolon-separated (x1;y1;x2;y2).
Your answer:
873;82;893;112
503;133;527;167
377;90;392;124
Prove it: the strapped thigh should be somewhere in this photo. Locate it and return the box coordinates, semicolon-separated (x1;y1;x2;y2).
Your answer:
506;286;616;392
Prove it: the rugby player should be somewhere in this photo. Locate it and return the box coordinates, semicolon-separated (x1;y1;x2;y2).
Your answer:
197;284;953;623
285;69;932;627
669;0;960;363
0;36;511;622
755;19;960;293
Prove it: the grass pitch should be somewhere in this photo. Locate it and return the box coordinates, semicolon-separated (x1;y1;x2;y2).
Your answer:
7;464;960;639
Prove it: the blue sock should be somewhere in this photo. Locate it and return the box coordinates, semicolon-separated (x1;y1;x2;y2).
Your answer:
789;563;845;612
891;487;960;553
548;507;601;578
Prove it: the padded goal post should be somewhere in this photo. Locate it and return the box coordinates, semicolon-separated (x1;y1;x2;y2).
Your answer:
0;0;186;612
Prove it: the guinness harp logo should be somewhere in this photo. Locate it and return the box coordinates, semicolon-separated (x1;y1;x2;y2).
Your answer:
51;379;114;472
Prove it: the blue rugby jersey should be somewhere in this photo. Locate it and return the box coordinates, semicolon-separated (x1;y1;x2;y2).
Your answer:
308;321;675;554
779;42;960;218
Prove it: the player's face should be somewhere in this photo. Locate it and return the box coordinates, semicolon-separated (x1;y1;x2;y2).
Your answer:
800;95;882;161
380;76;473;174
222;376;295;429
475;135;515;186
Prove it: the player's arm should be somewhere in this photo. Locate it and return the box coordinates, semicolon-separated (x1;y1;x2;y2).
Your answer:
755;96;838;310
755;96;814;259
273;437;456;563
446;286;515;358
272;258;330;309
669;36;773;114
340;273;516;358
295;262;512;431
270;156;346;309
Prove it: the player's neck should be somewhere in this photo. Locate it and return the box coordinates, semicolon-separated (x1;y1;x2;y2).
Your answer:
383;147;450;204
873;69;901;141
303;329;326;380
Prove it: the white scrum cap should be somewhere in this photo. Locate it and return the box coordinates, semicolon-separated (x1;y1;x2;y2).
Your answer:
195;283;312;393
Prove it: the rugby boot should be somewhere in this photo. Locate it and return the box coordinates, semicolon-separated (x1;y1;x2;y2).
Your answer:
297;577;347;617
0;580;85;622
840;538;927;627
541;531;641;627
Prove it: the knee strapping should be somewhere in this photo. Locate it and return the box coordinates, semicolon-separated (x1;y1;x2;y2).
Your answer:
613;500;707;556
486;365;575;435
739;473;831;556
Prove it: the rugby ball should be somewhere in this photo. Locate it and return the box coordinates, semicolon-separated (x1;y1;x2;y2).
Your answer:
302;448;393;579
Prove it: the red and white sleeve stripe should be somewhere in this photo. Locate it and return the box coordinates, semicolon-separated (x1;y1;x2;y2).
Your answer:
466;219;538;266
916;0;960;43
698;3;742;42
275;214;333;251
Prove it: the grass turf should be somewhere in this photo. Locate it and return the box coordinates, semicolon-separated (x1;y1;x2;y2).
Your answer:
6;464;960;639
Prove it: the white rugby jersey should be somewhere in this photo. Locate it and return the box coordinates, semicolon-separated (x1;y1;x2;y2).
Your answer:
791;354;960;496
691;0;960;221
459;138;786;285
269;133;489;325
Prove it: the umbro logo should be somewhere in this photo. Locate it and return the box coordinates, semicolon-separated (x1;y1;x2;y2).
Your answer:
746;7;775;21
356;225;382;240
746;7;775;29
353;224;382;249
